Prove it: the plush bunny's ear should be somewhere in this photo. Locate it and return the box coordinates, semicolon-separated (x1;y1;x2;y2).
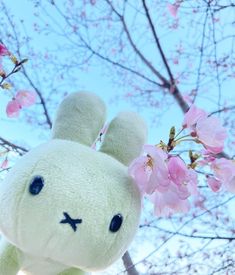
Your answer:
52;92;106;146
100;112;147;165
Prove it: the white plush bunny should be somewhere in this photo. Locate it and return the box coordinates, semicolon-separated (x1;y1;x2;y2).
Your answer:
0;92;147;275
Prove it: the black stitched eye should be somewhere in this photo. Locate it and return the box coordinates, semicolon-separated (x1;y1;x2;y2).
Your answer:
109;214;123;233
29;176;44;195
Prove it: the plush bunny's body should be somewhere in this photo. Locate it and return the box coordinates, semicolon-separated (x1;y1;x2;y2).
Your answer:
0;92;147;275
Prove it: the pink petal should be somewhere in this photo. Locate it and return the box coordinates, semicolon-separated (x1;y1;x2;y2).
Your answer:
183;104;207;128
226;177;235;193
176;184;190;200
128;156;150;194
0;44;9;56
196;117;227;154
207;176;221;192
168;156;188;186
150;187;190;217
15;90;37;107
211;158;233;182
1;158;8;169
144;145;169;193
167;3;179;17
6;99;21;118
143;144;167;161
200;149;216;162
211;158;235;193
186;169;198;195
168;157;198;198
150;192;169;216
204;145;224;154
148;166;170;193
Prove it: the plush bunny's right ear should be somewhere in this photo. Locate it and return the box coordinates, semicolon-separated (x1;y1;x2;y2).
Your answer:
52;92;106;146
100;112;147;166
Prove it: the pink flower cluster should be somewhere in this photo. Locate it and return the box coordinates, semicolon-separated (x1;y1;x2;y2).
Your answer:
129;104;230;217
6;91;37;118
129;145;198;216
183;104;227;154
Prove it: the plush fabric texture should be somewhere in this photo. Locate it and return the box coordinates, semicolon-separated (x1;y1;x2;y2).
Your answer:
0;238;21;274
100;112;147;165
51;92;106;146
0;92;147;275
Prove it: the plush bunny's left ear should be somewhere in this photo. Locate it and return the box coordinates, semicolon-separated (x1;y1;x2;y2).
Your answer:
52;92;106;146
100;112;147;166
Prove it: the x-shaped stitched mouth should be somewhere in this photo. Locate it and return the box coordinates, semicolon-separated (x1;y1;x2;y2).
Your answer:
60;212;82;232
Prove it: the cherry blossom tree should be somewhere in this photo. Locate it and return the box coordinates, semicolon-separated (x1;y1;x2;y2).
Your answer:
1;0;235;274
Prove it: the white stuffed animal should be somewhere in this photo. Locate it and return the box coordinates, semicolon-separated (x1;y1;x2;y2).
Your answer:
0;92;147;275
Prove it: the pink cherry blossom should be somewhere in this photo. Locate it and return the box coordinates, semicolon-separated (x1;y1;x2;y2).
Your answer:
149;156;198;216
129;145;199;216
211;158;235;193
150;184;190;216
196;116;227;154
129;145;169;194
15;90;37;107
6;99;21;118
211;158;233;182
144;145;170;193
168;156;198;195
128;155;151;195
182;104;227;153
144;144;168;161
226;177;235;193
0;44;9;56
186;168;198;195
207;176;221;192
6;91;37;118
168;156;188;186
167;3;179;17
1;158;8;169
183;104;207;128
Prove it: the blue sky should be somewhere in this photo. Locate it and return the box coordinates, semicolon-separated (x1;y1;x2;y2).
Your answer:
0;0;185;151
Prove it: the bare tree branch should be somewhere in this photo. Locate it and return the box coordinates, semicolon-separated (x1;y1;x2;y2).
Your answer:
0;137;28;156
1;2;52;128
122;251;139;275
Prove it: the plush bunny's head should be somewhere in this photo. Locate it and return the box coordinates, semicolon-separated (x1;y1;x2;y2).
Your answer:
0;92;147;271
